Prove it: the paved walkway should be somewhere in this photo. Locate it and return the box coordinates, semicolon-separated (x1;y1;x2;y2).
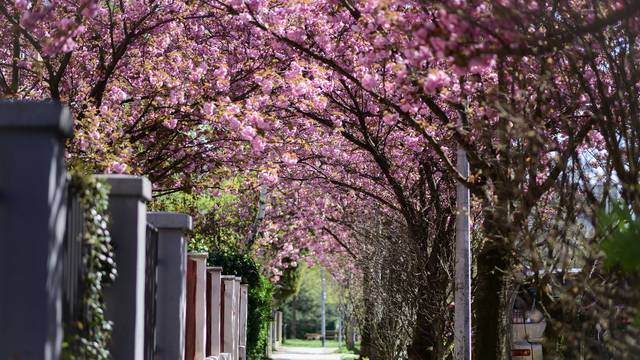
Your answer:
270;346;349;360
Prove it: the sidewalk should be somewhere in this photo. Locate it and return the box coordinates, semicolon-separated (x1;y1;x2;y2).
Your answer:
270;346;356;360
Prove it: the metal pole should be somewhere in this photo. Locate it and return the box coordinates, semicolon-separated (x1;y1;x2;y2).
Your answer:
337;314;342;345
455;125;472;359
321;268;326;347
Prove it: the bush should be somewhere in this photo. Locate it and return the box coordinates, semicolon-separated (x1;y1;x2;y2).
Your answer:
209;250;273;360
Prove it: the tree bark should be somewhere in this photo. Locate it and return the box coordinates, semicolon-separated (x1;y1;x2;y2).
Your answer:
407;307;438;360
346;320;356;351
360;266;376;360
291;308;297;339
474;212;512;360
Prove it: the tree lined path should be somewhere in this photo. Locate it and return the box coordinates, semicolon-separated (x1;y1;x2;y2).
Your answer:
270;346;345;360
2;0;640;358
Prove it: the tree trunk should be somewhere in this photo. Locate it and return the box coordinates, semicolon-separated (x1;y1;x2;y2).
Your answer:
360;328;375;360
407;308;438;360
360;266;377;360
346;320;356;351
475;213;512;360
291;308;297;339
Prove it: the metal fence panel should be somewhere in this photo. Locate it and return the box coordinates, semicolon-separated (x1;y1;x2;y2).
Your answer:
144;223;159;360
62;184;85;325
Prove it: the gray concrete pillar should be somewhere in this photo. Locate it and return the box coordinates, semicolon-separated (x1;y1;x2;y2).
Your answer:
97;174;152;360
222;276;238;360
0;101;72;360
207;267;223;356
147;212;192;360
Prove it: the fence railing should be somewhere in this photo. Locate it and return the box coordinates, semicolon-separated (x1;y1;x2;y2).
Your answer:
144;223;160;360
62;183;85;325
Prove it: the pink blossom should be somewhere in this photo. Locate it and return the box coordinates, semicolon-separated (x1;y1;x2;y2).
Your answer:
225;114;241;130
110;162;127;174
261;79;273;94
80;0;99;17
361;73;378;90
259;170;279;185
373;35;387;48
213;66;228;79
285;62;302;79
291;82;308;96
312;96;328;110
230;0;243;9
202;102;216;116
240;126;256;140
282;153;298;165
169;89;184;105
14;0;28;10
383;113;398;125
111;87;128;102
78;137;88;151
163;119;178;129
429;37;447;58
404;136;422;152
248;112;269;129
251;137;266;154
423;70;450;94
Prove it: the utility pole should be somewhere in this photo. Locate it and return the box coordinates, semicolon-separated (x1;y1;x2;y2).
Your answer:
455;120;472;360
321;268;327;347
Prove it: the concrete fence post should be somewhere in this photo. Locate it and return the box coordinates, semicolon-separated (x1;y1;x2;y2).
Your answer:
271;314;276;350
221;275;238;360
0;101;72;360
233;277;242;360
239;284;248;360
278;311;284;344
147;212;192;360
273;311;282;348
206;267;223;357
218;275;231;360
97;174;152;360
186;252;208;360
277;311;283;345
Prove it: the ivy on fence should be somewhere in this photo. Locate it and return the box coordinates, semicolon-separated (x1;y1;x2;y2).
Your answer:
62;173;117;360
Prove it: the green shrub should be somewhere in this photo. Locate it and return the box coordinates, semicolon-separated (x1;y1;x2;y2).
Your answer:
209;250;273;360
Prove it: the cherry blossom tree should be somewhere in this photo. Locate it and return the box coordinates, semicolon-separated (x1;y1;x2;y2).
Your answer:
0;0;277;193
219;0;640;357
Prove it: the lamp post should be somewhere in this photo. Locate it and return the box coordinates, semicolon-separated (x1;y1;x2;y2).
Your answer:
321;268;327;347
455;121;472;360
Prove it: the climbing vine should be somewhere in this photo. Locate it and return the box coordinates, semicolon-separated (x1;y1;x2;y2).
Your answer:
62;173;117;360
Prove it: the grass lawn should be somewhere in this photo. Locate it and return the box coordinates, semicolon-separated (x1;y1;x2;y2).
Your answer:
282;338;343;348
281;339;360;359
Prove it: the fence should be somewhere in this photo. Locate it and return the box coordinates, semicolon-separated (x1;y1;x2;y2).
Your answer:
62;185;85;326
144;223;159;360
0;101;250;360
